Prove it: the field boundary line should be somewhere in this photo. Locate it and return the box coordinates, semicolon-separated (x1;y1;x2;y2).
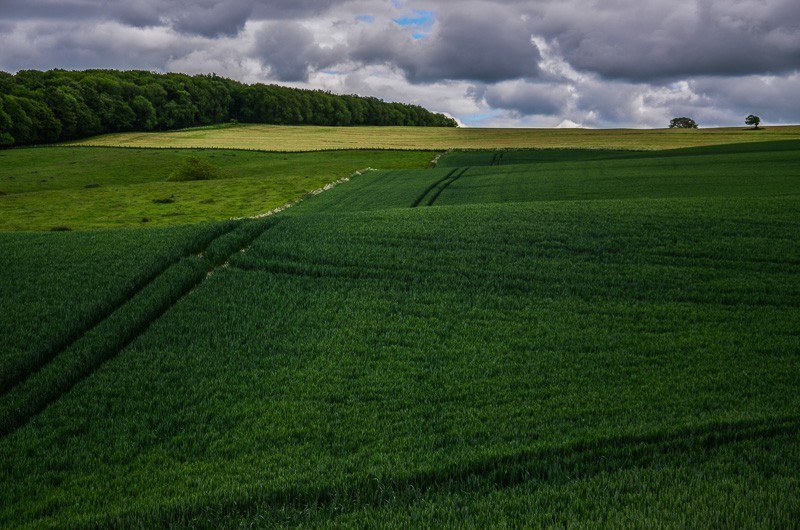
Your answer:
427;150;451;168
427;167;468;206
242;168;376;220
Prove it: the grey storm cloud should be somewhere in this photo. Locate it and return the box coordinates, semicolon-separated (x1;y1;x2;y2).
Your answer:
527;0;800;80
473;82;572;116
351;6;541;83
253;22;344;82
168;0;255;37
3;0;799;78
690;75;800;124
0;0;254;37
250;0;344;20
1;0;799;126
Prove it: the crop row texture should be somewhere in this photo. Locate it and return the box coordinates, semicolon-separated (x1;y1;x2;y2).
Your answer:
1;142;799;527
0;218;280;437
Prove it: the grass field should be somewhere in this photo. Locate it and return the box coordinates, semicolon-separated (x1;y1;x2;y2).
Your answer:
0;148;433;230
1;138;798;527
67;123;800;151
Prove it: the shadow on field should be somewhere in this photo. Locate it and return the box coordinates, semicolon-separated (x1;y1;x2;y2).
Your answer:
95;414;800;527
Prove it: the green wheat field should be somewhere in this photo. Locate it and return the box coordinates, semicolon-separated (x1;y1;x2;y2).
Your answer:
1;127;799;527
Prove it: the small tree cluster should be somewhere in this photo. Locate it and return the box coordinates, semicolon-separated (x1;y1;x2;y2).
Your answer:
168;157;223;182
668;115;763;130
669;117;698;129
745;114;761;129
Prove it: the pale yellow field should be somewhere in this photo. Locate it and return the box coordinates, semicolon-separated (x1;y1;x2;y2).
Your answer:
67;124;800;152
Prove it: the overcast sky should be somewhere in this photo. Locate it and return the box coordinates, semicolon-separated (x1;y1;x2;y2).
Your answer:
1;0;799;127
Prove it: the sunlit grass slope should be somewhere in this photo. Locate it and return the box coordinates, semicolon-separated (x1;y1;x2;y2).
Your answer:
0;147;433;231
67;123;800;151
1;141;798;527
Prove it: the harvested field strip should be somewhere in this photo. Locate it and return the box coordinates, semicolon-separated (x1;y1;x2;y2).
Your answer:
67;124;800;151
0;218;281;437
88;415;800;527
0;221;239;397
427;168;469;206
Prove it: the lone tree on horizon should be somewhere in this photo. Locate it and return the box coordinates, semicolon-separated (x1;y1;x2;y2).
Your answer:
669;117;698;129
746;114;761;129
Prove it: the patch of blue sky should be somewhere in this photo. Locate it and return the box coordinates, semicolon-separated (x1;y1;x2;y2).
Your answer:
356;15;375;23
461;111;502;126
393;9;436;39
393;10;435;28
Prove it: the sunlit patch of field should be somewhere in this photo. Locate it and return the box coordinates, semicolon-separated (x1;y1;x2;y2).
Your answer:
67;123;800;151
0;147;433;231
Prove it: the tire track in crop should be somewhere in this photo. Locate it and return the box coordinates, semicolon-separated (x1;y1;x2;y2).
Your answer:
97;415;800;526
0;222;240;399
410;168;459;207
426;167;468;206
0;218;282;439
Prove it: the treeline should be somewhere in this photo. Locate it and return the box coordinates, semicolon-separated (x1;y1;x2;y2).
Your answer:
0;69;457;146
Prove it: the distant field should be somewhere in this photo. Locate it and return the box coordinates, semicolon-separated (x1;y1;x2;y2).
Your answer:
2;140;798;527
67;123;800;151
0;147;433;231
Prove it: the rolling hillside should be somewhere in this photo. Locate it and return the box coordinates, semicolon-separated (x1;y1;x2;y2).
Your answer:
1;140;799;527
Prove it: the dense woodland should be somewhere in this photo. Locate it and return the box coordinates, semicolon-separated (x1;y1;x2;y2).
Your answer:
0;69;457;146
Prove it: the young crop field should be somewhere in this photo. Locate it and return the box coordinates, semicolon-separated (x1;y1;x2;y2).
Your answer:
0;222;235;398
67;123;800;151
0;147;433;230
0;139;798;527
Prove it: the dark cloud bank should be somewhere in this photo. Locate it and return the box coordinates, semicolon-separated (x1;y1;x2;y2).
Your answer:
1;0;799;127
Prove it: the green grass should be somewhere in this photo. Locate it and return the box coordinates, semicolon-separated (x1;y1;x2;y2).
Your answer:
0;147;434;231
0;140;798;527
66;123;800;151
